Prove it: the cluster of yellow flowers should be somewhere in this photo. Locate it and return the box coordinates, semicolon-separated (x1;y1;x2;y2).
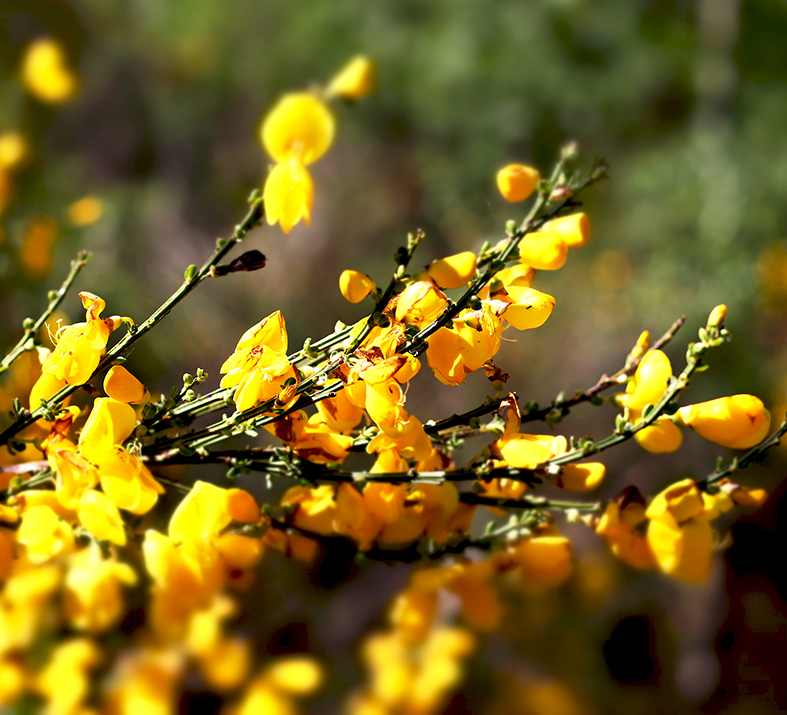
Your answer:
0;52;780;714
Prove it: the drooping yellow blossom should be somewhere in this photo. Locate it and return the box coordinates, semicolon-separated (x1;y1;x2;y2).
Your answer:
268;410;354;464
617;349;683;454
236;656;323;715
0;132;26;170
263;156;315;234
511;527;574;588
42;292;121;386
496;164;539;202
104;365;149;404
493;394;566;469
220;311;298;412
0;657;26;704
425;251;478;289
64;549;137;632
327;55;377;100
260;93;335;233
645;478;715;583
488;282;555;331
676;394;771;449
67;196;104;227
339;269;375;303
104;647;183;715
76;489;127;545
517;231;569;271
21;39;77;103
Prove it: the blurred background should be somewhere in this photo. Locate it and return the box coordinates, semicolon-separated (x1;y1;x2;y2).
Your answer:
1;0;787;712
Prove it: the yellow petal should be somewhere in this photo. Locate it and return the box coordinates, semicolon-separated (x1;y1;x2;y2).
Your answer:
496;164;539;202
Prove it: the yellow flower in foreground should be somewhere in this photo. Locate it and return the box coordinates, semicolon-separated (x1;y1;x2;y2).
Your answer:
327;55;377;100
339;269;375;303
17;504;75;564
21;39;77;103
677;395;771;449
104;365;148;404
42;292;120;386
496;164;539;202
426;252;478;289
220;311;298;412
541;212;591;248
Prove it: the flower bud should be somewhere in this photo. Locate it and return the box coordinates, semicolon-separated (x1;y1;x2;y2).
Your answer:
676;395;771;449
228;250;267;273
326;55;377;100
339;269;375;303
707;304;727;329
496;164;539;203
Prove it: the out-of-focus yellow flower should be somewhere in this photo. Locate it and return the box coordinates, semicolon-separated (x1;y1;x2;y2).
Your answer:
104;648;183;715
0;657;26;704
34;638;100;715
496;164;539;202
327;55;377;100
16;504;75;564
103;365;148;404
263;156;314;234
64;549;137;632
262;93;335;165
339;269;375;303
595;486;655;571
68;196;104;227
281;484;338;536
0;132;26;170
220;311;298;412
21;39;77;103
425;251;478;289
677;395;771;449
19;216;59;278
266;656;323;695
43;292;121;386
260;93;335;233
645;478;715;583
511;528;574;588
555;463;606;492
76;489;126;545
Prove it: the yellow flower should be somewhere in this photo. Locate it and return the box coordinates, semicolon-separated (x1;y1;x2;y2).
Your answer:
425;252;478;289
21;38;77;103
645;479;715;583
339;269;375;303
334;483;382;550
34;638;100;715
491;284;555;331
327;55;377;100
496;164;539;202
511;530;573;588
677;394;771;449
76;489;126;545
617;349;683;454
541;212;591;248
595;487;655;570
42;292;120;386
104;365;149;404
261;93;335;165
64;549;137;632
517;231;569;270
395;279;448;326
281;485;338;536
555;463;606;492
263;157;314;234
220;311;298;412
68;196;104;227
0;132;26;170
16;504;75;564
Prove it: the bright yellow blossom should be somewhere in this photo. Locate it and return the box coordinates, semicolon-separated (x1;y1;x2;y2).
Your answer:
220;311;298;412
42;292;121;386
339;269;375;303
0;132;26;170
21;39;77;103
263;156;314;234
541;212;591;248
496;164;539;202
425;251;478;289
327;55;377;100
104;365;149;403
677;394;771;449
